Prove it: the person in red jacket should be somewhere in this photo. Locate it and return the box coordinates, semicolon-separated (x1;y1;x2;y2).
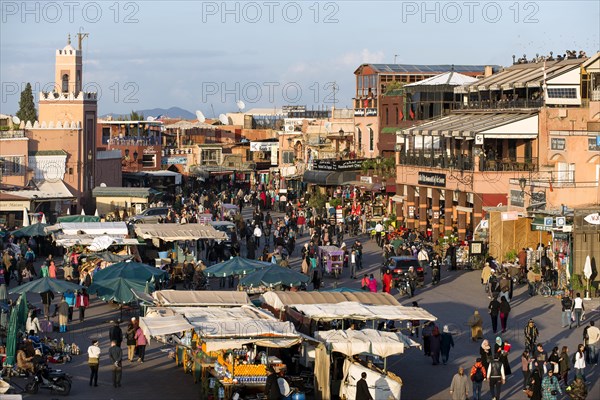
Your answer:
470;357;487;400
77;289;90;322
382;270;393;293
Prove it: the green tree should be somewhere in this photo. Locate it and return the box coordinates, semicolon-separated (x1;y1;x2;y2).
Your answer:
16;83;37;124
129;110;144;121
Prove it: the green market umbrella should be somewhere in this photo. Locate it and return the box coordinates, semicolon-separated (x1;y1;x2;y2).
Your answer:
239;264;310;288
5;293;29;366
9;277;83;295
88;277;151;304
11;223;49;238
85;251;134;263
204;256;272;278
91;261;167;282
57;215;100;223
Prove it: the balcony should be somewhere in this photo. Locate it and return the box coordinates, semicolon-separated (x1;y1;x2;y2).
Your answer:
108;137;160;146
0;130;26;139
454;99;544;110
399;151;538;172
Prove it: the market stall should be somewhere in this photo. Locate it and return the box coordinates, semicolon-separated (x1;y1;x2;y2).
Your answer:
152;290;251;307
318;246;344;278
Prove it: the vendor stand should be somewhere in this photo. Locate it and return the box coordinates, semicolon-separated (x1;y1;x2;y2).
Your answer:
318;246;344;279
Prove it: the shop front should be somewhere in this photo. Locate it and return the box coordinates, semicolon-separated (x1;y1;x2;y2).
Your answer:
0;192;30;227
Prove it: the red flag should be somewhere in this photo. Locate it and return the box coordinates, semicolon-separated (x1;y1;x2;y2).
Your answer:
363;99;369;108
399;109;404;121
409;107;415;120
549;179;553;192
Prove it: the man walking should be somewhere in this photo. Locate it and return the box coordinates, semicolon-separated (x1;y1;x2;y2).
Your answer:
572;292;584;327
487;354;505;400
488;296;500;334
584;320;599;365
109;320;123;347
561;294;573;328
524;319;539;353
108;340;122;388
469;358;487;400
355;372;373;400
449;366;469;400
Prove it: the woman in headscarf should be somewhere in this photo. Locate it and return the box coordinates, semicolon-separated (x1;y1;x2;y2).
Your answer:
468;310;483;341
480;339;492;371
440;325;455;365
494;336;512;375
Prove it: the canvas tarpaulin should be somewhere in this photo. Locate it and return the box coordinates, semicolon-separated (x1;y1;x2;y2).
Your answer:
134;223;228;242
152;290;250;306
339;359;402;400
314;329;421;358
140;314;194;338
314;343;330;400
203;338;301;352
260;291;400;311
290;302;437;322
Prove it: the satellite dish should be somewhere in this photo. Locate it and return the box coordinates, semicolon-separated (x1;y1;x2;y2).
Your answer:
324;122;332;132
146;116;155;121
195;110;206;123
218;114;229;125
236;100;246;112
100;183;107;187
12;116;21;125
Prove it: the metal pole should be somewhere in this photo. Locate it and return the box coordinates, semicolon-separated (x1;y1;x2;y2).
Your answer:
384;357;387;372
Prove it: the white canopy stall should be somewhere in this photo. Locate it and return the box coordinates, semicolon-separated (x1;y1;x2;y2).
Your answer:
314;329;421;358
290;302;437;322
152;290;251;306
140;308;195;342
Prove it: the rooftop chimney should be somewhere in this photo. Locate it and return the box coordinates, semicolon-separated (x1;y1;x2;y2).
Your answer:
484;66;493;77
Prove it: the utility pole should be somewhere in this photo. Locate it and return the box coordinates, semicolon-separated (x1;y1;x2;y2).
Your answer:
77;28;89;51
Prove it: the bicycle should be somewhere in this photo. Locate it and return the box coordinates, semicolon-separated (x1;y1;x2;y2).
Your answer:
535;279;552;297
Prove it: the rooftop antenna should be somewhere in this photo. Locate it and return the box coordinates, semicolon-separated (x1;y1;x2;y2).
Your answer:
195;110;206;123
394;54;400;64
210;104;216;118
236;100;246;113
77;27;89;51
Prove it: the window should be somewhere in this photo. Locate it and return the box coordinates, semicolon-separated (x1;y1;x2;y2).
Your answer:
0;156;24;175
589;137;600;151
385;108;389;125
369;128;374;152
547;88;577;98
551;138;566;150
357;128;362;152
62;74;69;92
141;154;155;168
282;151;295;164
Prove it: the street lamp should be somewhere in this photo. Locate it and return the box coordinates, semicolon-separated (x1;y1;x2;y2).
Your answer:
519;177;527;195
133;150;139;161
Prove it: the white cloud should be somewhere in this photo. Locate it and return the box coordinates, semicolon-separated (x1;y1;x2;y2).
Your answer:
339;49;386;68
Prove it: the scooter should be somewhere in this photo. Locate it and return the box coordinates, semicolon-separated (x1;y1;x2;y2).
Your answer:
25;363;71;396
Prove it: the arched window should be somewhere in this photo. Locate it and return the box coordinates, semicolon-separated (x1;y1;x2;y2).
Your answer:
62;74;69;92
369;128;374;152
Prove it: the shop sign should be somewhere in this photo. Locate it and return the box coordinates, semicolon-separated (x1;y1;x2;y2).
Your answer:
161;156;187;165
556;216;566;226
282;105;306;113
417;172;446;188
360;176;372;184
584;213;600;225
313;158;366;171
143;146;156;154
250;142;278;152
510;190;525;207
365;108;377;117
532;224;553;231
0;200;30;211
501;211;519;221
354;109;365;117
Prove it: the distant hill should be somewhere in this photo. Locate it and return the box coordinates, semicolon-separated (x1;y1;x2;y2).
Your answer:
101;106;195;120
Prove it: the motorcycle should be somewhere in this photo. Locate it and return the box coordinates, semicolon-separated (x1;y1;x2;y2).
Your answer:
25;363;72;396
395;274;413;297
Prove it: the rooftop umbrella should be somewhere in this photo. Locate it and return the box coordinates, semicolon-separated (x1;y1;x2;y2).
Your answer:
11;223;49;238
91;261;167;282
5;293;28;366
22;208;29;227
9;276;83;295
204;256;272;278
239;264;310;288
583;255;592;300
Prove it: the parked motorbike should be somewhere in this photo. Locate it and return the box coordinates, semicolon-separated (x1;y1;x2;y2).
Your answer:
25;363;71;396
395;273;413;297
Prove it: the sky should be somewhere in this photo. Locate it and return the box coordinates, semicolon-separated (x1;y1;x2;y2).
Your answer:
1;1;599;117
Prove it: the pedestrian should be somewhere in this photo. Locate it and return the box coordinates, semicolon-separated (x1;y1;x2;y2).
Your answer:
584;320;599;365
488;296;500;334
64;290;75;322
527;367;543;400
571;292;584;327
87;339;100;387
449;366;470;400
57;296;69;332
134;325;147;363
108;340;122;388
40;290;54;319
77;289;89;322
264;366;280;400
440;325;454;365
541;369;562;400
521;350;531;390
487;354;505;400
481;262;492;295
470;358;487;400
410;301;420;337
312;267;322;291
573;343;586;380
48;260;56;278
561;293;573;328
125;320;137;362
524;319;539;353
422;321;434;357
25;310;42;335
360;274;370;291
355;371;373;400
350;250;357;279
382;270;392;294
480;340;492;374
430;324;442;365
566;376;588;400
558;346;570;386
468;310;483;341
368;274;377;292
499;296;511;333
548;346;560;375
109;320;123;347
